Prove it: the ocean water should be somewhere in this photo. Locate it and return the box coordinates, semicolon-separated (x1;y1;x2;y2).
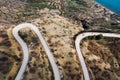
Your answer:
95;0;120;14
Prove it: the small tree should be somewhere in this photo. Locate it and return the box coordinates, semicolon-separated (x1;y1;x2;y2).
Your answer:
95;34;104;40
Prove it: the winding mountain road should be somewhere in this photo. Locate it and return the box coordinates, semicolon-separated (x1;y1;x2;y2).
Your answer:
13;23;120;80
12;23;61;80
75;32;120;80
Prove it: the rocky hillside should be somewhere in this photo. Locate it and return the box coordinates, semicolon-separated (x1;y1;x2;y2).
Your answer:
0;0;120;80
0;0;120;30
0;9;84;80
0;25;22;80
0;0;88;24
81;37;120;80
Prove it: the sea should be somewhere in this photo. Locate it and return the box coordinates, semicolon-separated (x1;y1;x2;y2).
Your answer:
95;0;120;14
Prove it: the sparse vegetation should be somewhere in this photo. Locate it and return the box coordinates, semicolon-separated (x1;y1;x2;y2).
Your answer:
0;0;120;80
25;3;56;9
84;34;104;40
18;28;39;44
81;37;120;80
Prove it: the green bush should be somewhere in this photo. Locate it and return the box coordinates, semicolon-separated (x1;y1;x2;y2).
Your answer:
96;34;104;40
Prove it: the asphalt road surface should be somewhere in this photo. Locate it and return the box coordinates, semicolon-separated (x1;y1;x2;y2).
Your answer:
13;23;61;80
75;32;120;80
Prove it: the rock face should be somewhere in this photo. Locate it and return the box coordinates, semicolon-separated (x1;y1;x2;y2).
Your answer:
81;38;120;80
